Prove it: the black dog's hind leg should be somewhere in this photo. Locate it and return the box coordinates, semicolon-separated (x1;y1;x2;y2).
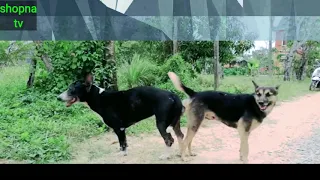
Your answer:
156;120;174;160
114;127;128;156
173;119;184;151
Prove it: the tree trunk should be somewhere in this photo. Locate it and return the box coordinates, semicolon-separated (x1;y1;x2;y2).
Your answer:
173;41;178;54
301;57;309;80
296;45;309;81
283;39;311;81
27;41;53;87
103;41;118;91
268;16;273;76
283;53;294;81
173;16;178;54
219;63;224;79
27;57;37;88
34;41;53;72
214;41;219;90
297;55;308;80
268;41;273;76
284;41;300;81
162;41;173;57
41;54;53;72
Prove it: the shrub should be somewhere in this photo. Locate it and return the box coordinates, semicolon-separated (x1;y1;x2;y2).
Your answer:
117;54;160;89
34;41;116;93
222;84;249;94
223;67;248;76
159;53;196;83
154;54;198;99
195;74;214;88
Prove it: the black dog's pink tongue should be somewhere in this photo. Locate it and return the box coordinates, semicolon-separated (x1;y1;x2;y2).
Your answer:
66;98;76;107
260;106;267;110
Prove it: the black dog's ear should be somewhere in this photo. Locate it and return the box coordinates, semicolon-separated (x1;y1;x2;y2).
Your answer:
252;80;259;89
84;73;94;92
275;85;280;91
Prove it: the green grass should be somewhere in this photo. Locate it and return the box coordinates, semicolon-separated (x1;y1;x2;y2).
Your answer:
0;65;105;163
0;65;312;163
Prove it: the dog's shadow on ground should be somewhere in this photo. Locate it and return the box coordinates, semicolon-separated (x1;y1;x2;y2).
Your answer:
179;152;243;164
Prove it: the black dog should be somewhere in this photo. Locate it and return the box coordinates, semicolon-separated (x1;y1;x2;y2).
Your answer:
57;73;184;159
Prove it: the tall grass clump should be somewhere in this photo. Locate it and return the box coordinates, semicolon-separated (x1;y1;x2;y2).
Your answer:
118;54;160;90
156;54;197;99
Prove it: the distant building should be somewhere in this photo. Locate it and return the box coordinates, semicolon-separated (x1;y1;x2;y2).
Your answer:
273;17;303;61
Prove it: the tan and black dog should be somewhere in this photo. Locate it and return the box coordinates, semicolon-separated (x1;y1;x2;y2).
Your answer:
168;72;279;163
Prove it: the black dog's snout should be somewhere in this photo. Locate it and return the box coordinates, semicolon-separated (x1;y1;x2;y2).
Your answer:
258;102;264;106
57;96;62;101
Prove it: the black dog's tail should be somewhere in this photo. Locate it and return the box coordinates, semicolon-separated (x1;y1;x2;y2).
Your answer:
167;72;197;98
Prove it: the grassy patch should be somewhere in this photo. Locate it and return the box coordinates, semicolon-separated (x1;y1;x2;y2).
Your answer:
0;65;312;163
0;65;105;163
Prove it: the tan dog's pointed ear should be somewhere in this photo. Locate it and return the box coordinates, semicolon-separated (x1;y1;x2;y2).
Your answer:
252;80;259;89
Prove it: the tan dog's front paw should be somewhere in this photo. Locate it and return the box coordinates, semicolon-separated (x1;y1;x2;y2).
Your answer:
159;154;171;160
181;157;191;162
117;150;127;156
240;157;248;164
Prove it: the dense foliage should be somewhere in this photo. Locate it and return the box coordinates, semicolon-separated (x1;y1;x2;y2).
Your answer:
34;41;117;93
0;41;33;67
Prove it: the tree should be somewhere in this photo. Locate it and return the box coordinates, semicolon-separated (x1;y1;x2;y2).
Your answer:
28;41;56;88
106;1;118;90
283;16;320;81
295;41;320;80
32;41;118;93
34;41;53;72
269;16;274;75
173;16;178;54
103;41;118;90
178;16;256;68
214;41;219;90
251;47;270;71
0;41;35;87
27;55;37;88
0;41;33;67
178;40;254;68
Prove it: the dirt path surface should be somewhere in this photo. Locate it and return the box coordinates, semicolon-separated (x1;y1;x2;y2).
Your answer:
66;93;320;164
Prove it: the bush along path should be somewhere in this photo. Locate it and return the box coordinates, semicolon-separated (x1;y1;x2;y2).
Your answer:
62;93;320;164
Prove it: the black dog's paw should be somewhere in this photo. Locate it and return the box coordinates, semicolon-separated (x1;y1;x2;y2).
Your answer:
117;150;127;156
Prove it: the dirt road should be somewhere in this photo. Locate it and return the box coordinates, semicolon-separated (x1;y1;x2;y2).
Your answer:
66;93;320;164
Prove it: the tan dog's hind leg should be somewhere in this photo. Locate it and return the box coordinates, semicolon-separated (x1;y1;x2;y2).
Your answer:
173;120;184;153
237;119;250;164
180;108;204;161
180;128;197;161
188;139;196;156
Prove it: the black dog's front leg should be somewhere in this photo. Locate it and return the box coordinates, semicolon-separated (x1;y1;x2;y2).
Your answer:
114;127;128;156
